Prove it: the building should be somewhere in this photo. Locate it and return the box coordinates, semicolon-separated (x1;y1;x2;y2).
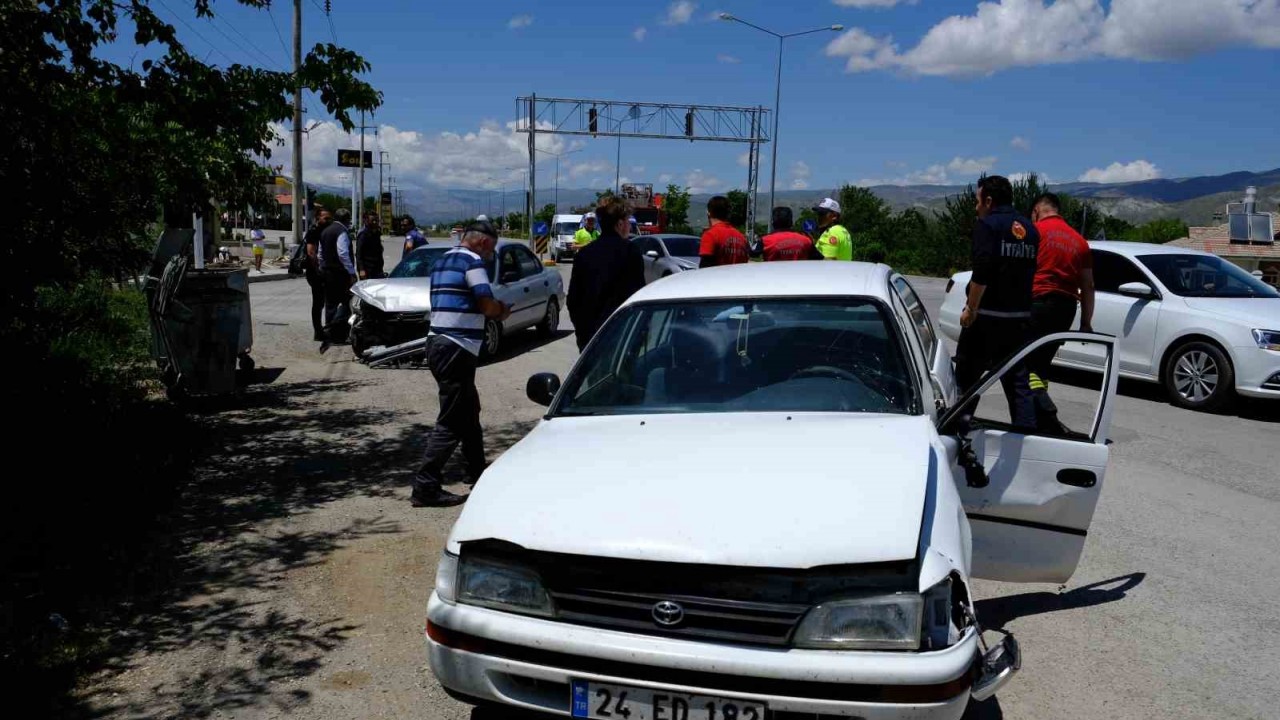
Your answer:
1167;187;1279;287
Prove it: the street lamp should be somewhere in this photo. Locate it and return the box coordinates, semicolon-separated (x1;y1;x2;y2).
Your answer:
535;147;584;212
720;13;843;220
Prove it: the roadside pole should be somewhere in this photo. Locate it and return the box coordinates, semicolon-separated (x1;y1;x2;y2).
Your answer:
291;0;303;251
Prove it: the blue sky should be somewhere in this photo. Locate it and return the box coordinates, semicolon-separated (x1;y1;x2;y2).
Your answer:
105;0;1280;196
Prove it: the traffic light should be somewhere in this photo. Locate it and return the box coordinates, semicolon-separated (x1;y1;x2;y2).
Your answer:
684;110;695;138
589;107;598;136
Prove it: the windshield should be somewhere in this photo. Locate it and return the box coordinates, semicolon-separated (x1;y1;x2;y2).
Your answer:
555;222;580;236
554;299;917;417
390;247;451;278
660;236;701;258
1138;254;1280;298
634;208;660;225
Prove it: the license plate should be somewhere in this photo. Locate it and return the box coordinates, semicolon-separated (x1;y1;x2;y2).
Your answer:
571;680;766;720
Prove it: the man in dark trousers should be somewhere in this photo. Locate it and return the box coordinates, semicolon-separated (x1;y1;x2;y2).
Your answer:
761;207;821;261
303;209;331;342
954;175;1040;429
411;221;511;507
356;211;385;280
567;196;646;352
318;208;357;351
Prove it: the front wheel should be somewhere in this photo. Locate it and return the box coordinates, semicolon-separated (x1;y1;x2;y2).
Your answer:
537;298;560;337
480;318;502;359
1164;340;1235;412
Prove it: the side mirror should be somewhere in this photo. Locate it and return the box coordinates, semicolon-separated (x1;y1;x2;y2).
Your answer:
644;250;660;259
1117;281;1156;299
526;372;561;407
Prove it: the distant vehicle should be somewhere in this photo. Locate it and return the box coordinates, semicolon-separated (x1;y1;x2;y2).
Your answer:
551;214;583;263
622;182;667;235
631;233;700;284
348;239;565;359
428;262;1126;720
939;241;1280;411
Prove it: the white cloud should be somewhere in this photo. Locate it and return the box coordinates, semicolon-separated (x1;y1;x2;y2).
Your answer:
791;179;810;190
1009;171;1054;185
1078;160;1161;183
833;0;918;7
736;152;751;168
717;54;742;64
632;166;646;174
1011;136;1031;151
633;26;648;42
664;1;698;26
658;173;674;183
507;14;533;29
567;160;613;179
824;0;1280;77
791;161;812;189
269;118;570;190
685;169;726;194
855;156;998;186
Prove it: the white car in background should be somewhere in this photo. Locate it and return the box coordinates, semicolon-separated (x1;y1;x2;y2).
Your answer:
939;241;1280;411
631;233;702;284
427;262;1123;720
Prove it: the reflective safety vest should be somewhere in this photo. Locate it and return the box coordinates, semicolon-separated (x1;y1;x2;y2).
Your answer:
574;227;600;246
817;224;853;261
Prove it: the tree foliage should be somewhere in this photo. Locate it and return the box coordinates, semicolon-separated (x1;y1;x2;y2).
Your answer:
663;184;692;233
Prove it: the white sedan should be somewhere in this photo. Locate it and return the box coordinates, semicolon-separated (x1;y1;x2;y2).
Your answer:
938;241;1280;411
632;233;702;284
426;262;1122;720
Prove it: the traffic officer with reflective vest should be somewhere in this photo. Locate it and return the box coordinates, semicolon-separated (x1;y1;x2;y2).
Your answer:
574;213;600;247
813;198;853;261
954;175;1041;429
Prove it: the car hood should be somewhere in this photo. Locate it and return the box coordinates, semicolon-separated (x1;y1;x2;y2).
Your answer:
450;412;934;569
1181;296;1280;329
350;277;431;312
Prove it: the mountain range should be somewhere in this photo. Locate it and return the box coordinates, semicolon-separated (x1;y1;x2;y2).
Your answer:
345;166;1280;229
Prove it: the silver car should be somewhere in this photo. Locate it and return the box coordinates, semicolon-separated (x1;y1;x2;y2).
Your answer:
349;239;565;359
631;234;701;284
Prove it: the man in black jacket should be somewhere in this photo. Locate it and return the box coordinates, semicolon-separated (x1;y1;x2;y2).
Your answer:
567;196;646;352
303;209;331;341
356;212;385;280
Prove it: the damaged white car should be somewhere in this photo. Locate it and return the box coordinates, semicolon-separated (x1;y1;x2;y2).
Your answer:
427;262;1119;719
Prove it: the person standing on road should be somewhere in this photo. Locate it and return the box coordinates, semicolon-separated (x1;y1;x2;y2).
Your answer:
402;216;427;259
250;221;267;273
762;207;821;261
303;210;331;342
698;196;750;268
356;211;385;280
318;208;357;351
567;197;646;352
574;213;600;248
1028;192;1096;433
813;198;853;261
411;220;511;508
954;176;1040;429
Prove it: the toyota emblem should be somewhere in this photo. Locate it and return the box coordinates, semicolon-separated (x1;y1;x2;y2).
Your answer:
651;600;685;627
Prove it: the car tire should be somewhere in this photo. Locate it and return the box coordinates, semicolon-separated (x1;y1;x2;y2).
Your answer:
537;297;559;337
480;318;502;360
1164;340;1235;412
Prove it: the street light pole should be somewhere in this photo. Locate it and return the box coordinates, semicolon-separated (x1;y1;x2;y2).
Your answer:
720;14;843;218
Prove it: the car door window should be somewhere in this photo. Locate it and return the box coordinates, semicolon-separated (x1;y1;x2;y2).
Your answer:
498;247;522;283
635;238;658;256
1092;250;1149;293
515;246;542;277
891;276;938;359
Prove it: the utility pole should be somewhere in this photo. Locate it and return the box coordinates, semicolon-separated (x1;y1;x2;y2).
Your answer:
291;0;303;248
358;110;366;217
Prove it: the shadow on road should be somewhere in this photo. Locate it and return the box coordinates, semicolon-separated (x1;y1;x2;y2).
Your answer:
25;376;492;719
482;328;575;367
1045;365;1278;423
976;573;1146;633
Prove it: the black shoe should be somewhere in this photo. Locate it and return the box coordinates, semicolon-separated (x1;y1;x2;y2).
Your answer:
410;488;467;507
462;462;492;486
313;333;326;342
319;341;331;354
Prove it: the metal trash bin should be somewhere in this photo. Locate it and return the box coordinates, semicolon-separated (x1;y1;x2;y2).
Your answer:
146;229;255;399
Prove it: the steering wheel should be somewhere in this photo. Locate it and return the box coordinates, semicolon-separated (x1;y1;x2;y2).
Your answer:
790;365;862;383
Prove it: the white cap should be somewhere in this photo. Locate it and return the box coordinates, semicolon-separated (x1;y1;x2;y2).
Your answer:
476;214;489;222
585;212;596;219
813;198;841;215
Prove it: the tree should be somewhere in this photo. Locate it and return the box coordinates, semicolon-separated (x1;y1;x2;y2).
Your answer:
663;184;692;233
726;189;750;230
535;203;557;227
505;212;526;234
837;186;892;238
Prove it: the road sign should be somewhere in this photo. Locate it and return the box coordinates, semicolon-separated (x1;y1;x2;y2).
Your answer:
380;191;393;231
802;219;817;234
534;221;549;236
338;149;373;168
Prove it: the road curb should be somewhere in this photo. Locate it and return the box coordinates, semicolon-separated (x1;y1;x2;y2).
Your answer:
247;272;296;284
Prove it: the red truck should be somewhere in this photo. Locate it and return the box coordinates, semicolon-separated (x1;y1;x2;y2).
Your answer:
621;183;667;235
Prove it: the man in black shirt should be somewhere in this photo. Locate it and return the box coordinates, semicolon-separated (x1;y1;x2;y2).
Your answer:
954;176;1040;429
567;196;646;352
303;209;331;341
356;211;385;280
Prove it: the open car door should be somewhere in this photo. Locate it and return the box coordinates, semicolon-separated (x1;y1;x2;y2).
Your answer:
940;332;1119;584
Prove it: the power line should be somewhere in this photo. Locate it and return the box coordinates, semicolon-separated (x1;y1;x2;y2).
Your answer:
205;12;284;70
153;0;235;66
265;2;293;68
309;0;339;44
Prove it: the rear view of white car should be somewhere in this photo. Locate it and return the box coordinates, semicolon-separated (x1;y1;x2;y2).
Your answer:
631;234;701;284
940;241;1280;411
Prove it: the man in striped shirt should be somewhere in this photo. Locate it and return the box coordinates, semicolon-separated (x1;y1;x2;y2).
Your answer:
411;221;511;507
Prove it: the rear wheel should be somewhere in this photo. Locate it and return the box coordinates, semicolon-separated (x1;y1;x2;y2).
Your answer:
480;318;502;359
1164;340;1235;412
537;297;560;337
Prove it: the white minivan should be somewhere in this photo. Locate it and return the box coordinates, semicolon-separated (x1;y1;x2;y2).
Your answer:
552;214;583;262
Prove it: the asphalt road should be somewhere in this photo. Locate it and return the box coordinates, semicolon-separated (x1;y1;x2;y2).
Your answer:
77;266;1280;720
